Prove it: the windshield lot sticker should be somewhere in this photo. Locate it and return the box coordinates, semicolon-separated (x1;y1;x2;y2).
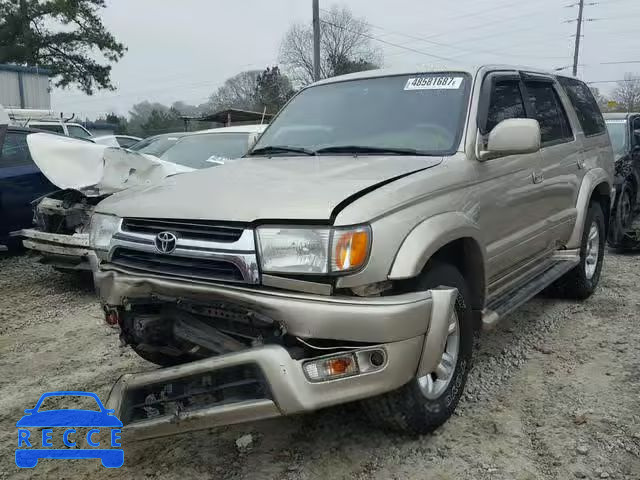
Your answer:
404;76;463;90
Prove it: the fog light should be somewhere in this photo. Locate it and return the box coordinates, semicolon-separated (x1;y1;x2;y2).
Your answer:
303;353;359;382
370;351;385;367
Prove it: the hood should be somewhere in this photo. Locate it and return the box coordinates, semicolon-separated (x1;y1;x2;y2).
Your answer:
96;155;442;222
26;133;193;197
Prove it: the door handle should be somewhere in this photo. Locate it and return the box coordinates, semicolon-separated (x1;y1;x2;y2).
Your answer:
532;172;544;184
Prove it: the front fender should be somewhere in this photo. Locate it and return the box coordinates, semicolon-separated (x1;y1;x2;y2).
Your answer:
566;168;612;249
388;211;485;280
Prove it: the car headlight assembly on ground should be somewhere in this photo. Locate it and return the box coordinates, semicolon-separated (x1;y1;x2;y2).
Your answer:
256;225;371;275
89;214;122;251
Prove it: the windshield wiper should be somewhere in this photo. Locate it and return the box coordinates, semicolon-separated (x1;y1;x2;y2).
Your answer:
249;145;316;156
314;145;425;156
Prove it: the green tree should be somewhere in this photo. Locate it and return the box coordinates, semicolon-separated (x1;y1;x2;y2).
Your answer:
139;108;183;137
0;0;126;94
105;112;128;135
207;70;261;112
255;66;295;114
329;53;378;77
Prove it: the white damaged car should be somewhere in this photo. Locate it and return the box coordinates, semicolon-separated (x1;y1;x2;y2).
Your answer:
14;125;266;270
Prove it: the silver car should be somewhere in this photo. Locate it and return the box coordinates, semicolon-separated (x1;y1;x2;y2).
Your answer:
90;66;613;440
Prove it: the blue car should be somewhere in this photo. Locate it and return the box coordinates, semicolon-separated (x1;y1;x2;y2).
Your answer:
16;391;123;468
0;125;56;250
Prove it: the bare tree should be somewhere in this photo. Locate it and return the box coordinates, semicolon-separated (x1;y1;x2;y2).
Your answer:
612;73;640;112
280;5;382;85
207;70;261;111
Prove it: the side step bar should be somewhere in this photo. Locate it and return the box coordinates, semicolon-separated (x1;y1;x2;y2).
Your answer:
482;255;579;329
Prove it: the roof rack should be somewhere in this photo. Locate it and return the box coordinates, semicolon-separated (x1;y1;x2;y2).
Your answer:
5;108;76;126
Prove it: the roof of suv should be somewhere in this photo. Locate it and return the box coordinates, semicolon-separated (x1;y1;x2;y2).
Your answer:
310;64;566;87
190;124;268;135
603;112;639;120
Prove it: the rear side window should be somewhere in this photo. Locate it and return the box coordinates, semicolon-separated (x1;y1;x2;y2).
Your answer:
32;124;64;134
524;81;573;145
117;137;139;148
67;125;92;139
486;80;527;133
557;77;606;137
0;132;33;167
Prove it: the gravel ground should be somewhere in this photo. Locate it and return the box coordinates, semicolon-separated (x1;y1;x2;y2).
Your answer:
0;251;638;480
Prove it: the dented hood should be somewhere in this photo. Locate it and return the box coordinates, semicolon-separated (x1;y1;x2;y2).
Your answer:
27;133;193;196
96;155;442;222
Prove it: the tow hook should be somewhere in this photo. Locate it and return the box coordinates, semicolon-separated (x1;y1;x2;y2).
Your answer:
104;308;121;326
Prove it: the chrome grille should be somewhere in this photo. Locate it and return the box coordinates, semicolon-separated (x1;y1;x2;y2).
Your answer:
122;218;245;243
111;248;245;283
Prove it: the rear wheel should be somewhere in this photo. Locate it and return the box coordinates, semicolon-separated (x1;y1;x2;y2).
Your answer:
362;261;473;434
608;182;634;248
554;202;605;299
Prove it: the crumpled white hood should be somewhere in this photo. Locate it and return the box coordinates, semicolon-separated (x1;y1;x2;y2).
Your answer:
26;133;193;196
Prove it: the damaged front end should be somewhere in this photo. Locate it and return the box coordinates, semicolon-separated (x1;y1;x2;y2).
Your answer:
14;190;103;270
12;132;193;270
95;260;457;440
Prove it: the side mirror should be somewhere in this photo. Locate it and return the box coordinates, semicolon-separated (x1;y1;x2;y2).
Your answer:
479;118;541;161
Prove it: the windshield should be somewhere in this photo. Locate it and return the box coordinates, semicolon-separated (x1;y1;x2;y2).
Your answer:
606;120;628;156
133;134;184;156
160;132;250;169
67;125;93;139
251;73;471;156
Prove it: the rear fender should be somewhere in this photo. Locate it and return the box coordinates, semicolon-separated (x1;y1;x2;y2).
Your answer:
567;168;612;249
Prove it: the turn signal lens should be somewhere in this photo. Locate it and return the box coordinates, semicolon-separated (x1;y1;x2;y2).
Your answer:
332;227;370;272
303;353;359;382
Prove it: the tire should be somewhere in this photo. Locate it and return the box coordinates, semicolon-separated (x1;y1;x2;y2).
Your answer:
554;202;605;300
362;261;473;434
131;344;193;367
608;182;634;249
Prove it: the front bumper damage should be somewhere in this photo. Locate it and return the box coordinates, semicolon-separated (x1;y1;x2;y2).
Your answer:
96;266;457;440
11;191;97;270
15;229;91;270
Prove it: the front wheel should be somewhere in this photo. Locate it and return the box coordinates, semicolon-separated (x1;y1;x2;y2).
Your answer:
362;261;473;434
131;344;194;367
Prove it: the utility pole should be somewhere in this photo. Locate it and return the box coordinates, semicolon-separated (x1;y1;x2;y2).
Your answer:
572;0;585;77
312;0;321;81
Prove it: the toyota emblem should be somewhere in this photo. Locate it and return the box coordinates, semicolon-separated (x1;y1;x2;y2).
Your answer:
155;231;177;254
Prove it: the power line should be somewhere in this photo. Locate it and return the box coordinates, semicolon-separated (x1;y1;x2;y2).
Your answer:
319;0;563;61
354;16;569;61
318;18;465;64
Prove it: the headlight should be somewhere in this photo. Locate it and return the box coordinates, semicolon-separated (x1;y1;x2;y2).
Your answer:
89;214;121;251
256;225;371;275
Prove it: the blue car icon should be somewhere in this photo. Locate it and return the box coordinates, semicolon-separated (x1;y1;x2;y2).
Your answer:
16;391;123;468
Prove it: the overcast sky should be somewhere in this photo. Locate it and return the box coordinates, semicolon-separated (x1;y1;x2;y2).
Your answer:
51;0;640;119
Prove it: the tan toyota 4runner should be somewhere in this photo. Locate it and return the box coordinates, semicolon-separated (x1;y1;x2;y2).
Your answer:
89;65;614;440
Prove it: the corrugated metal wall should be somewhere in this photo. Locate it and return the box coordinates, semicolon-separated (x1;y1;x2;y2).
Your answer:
22;73;50;109
0;70;22;108
0;70;50;109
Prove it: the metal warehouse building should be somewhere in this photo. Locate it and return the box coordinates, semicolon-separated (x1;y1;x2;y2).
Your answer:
0;64;50;109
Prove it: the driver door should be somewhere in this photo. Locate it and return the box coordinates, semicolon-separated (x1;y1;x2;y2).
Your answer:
475;72;550;287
